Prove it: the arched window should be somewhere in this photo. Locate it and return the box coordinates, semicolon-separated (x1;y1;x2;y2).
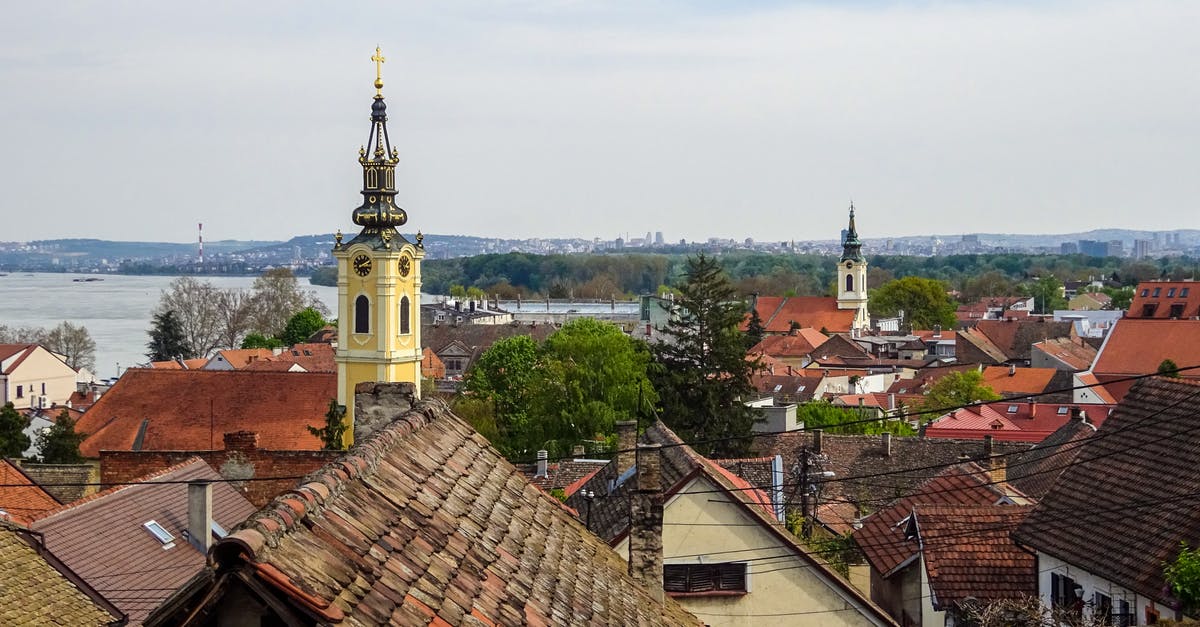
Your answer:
400;295;411;335
845;273;854;293
366;168;378;189
355;295;370;334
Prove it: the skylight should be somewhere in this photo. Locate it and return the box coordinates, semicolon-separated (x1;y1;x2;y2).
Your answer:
1057;407;1070;415
1007;405;1018;413
144;520;176;548
773;384;783;392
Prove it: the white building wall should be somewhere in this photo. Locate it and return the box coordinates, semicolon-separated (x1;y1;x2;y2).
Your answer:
1038;552;1176;626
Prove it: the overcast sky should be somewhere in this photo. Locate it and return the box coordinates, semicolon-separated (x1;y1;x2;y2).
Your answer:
2;1;1197;244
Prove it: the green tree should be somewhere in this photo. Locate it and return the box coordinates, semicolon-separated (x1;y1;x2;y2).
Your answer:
146;310;193;361
241;333;284;350
43;321;96;372
1027;275;1068;314
915;370;1001;421
307;400;347;450
796;401;915;435
1099;285;1134;311
36;410;86;463
745;306;766;350
1166;542;1200;615
651;255;758;457
250;268;328;338
1159;359;1181;378
0;403;30;458
280;307;326;346
869;276;957;330
463;335;540;452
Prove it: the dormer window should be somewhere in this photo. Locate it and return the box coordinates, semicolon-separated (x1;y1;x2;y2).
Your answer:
1168;288;1177;297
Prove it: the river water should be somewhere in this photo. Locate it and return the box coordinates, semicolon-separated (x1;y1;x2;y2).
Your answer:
0;273;337;380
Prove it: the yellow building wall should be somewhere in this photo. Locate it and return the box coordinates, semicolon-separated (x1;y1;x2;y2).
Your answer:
615;475;885;627
2;347;77;408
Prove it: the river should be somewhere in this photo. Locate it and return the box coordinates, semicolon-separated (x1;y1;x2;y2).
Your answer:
0;273;337;380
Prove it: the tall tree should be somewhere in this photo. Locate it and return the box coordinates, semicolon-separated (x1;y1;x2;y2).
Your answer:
156;277;222;358
251;268;329;338
870;276;958;330
0;402;30;458
214;288;256;350
914;370;1001;421
307;400;347;450
463;335;540;453
43;321;96;372
280;307;327;346
651;254;758;457
744;305;766;350
1027;275;1068;314
36;410;86;464
0;325;47;345
147;309;192;361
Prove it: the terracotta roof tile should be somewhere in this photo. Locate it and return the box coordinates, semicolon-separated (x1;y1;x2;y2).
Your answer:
1005;417;1099;498
972;319;1074;362
751;296;858;334
76;369;335;456
0;460;61;525
208;348;274;369
1031;337;1097;371
1092;319;1200;380
1127;280;1200;319
0;521;125;625
916;504;1036;607
747;329;829;358
31;458;257;624
1013;376;1200;604
925;402;1114;443
980;366;1058;396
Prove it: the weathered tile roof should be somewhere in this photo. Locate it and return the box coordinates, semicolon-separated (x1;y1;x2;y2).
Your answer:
175;398;700;625
76;369;335;457
422;322;556;362
924;401;1113;443
747;328;829;357
1031;337;1098;371
31;458;257;624
712;456;775;491
0;520;125;626
751;296;858;334
1005;416;1099;499
751;372;823;403
916;504;1036;607
970;319;1073;362
750;432;1031;527
1013;376;1200;604
956;328;1008;364
0;459;61;525
517;458;608;496
1092;319;1200;380
853;463;1024;577
146;358;208;370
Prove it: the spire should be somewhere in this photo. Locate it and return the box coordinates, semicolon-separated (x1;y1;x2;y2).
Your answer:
350;46;408;237
841;202;863;262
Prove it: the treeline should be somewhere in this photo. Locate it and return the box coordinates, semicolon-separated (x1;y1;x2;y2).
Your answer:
415;251;1199;299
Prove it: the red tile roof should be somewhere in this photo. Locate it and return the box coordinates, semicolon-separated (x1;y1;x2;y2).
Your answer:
0;521;125;625
208;348;275;369
1031;337;1097;371
76;369;335;457
916;504;1036;607
747;328;829;357
147;358;208;370
275;343;335;372
751;296;858;334
925;402;1114;443
0;344;37;374
31;458;257;624
1127;280;1200;319
1092;319;1200;379
0;460;61;525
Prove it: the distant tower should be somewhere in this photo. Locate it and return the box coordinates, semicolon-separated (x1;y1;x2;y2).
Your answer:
836;203;869;332
332;47;425;445
198;223;204;265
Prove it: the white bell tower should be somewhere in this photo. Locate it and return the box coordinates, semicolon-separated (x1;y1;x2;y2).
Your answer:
837;203;869;332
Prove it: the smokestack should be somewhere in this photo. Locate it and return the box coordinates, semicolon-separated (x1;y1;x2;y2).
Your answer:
629;443;664;602
535;450;549;478
616;420;637;476
187;481;214;553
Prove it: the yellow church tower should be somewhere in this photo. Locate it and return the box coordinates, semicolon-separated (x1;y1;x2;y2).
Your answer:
332;48;424;441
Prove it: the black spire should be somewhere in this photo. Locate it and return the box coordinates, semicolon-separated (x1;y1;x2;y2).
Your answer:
841;202;863;262
349;47;408;238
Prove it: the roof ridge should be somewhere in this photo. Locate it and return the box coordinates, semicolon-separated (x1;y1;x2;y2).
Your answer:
221;399;443;561
31;455;206;522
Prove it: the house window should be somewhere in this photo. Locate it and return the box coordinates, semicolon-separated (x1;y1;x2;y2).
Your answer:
1170;304;1185;318
1095;592;1112;624
1141;289;1149;297
40;383;45;395
400;296;411;335
663;563;747;594
1168;288;1177;297
1152;287;1161;297
1142;304;1158;317
845;274;854;292
1051;572;1081;615
1182;288;1191;297
355;295;370;334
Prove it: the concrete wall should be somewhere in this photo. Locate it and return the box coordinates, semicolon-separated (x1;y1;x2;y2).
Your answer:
616;474;888;627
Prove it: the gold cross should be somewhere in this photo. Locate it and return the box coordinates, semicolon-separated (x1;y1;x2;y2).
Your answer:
371;46;386;96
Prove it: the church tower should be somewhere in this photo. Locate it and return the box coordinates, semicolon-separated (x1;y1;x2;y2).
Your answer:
332;48;424;443
836;203;870;332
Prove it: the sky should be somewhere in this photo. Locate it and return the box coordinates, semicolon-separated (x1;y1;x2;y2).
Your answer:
2;1;1198;244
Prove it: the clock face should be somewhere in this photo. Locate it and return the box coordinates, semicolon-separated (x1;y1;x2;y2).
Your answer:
398;256;411;277
845;261;853;269
353;254;373;277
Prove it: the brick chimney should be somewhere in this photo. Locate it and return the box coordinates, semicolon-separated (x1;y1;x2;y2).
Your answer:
812;429;823;454
628;443;664;602
187;481;214;553
223;431;259;452
881;432;892;457
616;420;637;476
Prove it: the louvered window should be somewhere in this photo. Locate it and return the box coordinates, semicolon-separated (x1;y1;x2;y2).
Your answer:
663;563;747;593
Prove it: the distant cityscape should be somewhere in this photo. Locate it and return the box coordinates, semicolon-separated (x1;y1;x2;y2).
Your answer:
0;227;1197;275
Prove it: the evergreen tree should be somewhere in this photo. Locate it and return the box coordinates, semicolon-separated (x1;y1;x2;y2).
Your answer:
36;409;85;463
0;402;31;458
651;255;758;457
307;400;347;450
146;309;192;361
745;305;766;350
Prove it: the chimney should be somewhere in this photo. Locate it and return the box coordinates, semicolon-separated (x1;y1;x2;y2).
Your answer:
984;434;995;457
988;454;1007;484
628;443;664;602
535;450;549;478
1008;364;1016;377
881;432;892;457
187;481;214;553
812;428;823;454
572;444;585;457
786;365;793;376
616;420;637;476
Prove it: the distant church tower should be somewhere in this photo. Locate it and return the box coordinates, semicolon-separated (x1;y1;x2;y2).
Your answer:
836;203;870;332
332;48;424;443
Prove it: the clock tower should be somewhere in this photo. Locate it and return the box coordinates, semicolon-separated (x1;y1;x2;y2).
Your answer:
836;203;870;332
332;47;424;444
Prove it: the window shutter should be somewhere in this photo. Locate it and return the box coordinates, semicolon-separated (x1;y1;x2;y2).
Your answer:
663;566;688;592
